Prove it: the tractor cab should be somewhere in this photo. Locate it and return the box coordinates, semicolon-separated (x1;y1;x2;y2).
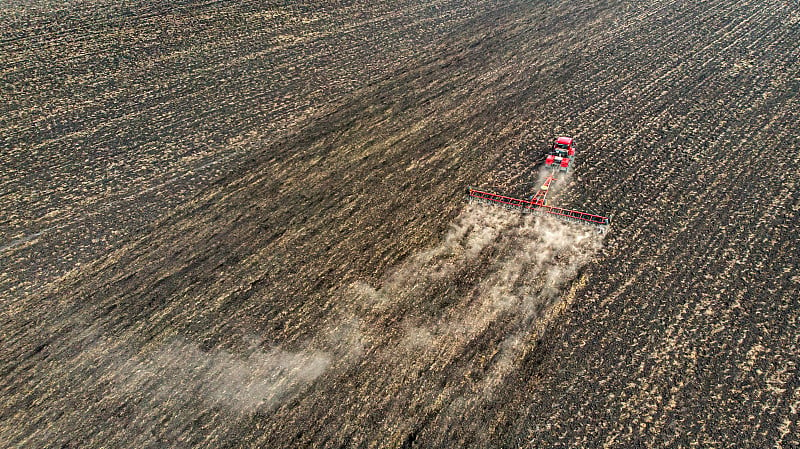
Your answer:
552;136;575;157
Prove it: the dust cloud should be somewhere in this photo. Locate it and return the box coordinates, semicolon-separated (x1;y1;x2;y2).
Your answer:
344;203;604;398
112;337;331;416
370;202;600;321
100;204;601;434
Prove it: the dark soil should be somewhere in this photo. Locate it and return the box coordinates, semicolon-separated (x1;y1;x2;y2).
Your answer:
2;0;799;447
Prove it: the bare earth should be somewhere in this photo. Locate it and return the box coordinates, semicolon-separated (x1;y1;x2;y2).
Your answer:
2;0;799;447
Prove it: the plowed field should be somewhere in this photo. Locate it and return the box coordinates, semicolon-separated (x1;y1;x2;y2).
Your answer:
2;0;799;447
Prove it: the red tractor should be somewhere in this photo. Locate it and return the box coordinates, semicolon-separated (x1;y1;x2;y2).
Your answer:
545;136;575;172
467;135;610;229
